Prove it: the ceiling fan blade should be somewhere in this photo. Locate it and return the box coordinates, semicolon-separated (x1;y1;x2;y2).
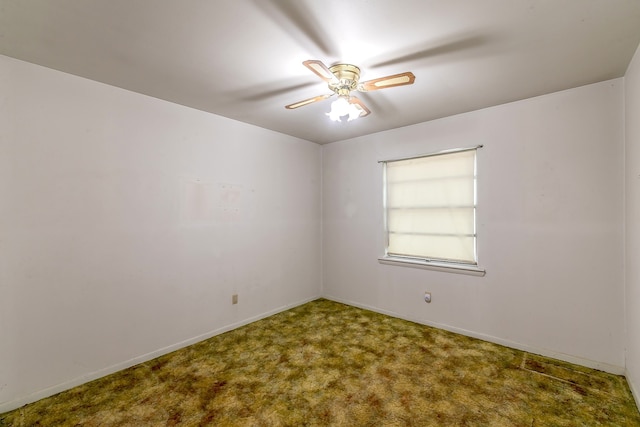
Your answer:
303;60;339;84
369;34;488;68
233;81;320;102
358;72;416;92
254;0;336;57
285;93;333;109
349;96;371;117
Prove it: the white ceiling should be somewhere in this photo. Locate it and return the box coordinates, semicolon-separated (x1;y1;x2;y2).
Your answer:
1;0;640;144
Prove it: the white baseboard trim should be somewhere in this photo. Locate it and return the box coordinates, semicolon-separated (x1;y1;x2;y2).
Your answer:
627;372;640;412
323;295;626;376
0;295;319;414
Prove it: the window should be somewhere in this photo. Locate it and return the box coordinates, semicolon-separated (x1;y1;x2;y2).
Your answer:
379;146;484;275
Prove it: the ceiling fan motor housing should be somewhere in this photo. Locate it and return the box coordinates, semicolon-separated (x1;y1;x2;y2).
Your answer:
328;64;361;96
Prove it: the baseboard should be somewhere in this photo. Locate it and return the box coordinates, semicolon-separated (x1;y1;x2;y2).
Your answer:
323;295;626;376
627;371;640;411
0;295;320;414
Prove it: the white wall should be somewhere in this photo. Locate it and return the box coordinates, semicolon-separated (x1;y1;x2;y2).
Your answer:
323;79;626;372
1;48;635;413
0;55;322;412
625;43;640;405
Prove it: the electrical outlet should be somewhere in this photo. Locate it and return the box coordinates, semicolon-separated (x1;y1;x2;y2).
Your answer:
232;294;238;305
424;292;432;303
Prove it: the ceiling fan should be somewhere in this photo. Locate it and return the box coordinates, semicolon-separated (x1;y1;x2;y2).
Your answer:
285;60;415;122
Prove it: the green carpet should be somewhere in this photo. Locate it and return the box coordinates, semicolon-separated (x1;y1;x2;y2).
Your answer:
2;299;639;426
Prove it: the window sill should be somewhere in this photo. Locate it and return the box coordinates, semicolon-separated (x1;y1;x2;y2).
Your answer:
378;256;486;276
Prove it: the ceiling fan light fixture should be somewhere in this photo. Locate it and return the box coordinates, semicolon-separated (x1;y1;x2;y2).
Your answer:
327;96;363;122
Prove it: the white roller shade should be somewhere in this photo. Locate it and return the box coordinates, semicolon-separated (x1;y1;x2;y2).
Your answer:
384;148;477;264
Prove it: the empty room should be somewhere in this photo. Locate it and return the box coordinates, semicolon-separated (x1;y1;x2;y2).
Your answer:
2;0;640;425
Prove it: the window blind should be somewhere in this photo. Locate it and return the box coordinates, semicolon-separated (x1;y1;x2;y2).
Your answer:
384;148;478;264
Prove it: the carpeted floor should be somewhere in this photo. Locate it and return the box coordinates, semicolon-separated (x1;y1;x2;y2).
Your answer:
2;299;639;426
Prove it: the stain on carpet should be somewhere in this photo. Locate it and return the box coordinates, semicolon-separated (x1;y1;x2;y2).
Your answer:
522;352;628;398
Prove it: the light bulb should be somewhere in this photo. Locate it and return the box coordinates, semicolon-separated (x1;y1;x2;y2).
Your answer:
348;104;362;121
327;96;362;122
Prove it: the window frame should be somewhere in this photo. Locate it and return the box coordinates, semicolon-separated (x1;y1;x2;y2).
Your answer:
378;146;486;276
